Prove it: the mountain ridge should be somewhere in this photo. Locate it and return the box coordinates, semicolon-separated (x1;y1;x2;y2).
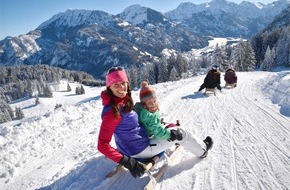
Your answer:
0;0;289;79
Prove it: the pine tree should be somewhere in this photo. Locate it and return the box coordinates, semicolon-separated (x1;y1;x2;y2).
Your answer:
275;27;290;68
80;85;85;94
230;40;244;71
140;64;156;85
169;66;178;81
0;99;13;124
140;66;149;84
230;39;256;71
211;44;228;71
260;46;275;71
76;86;81;95
158;57;169;83
200;55;210;69
43;85;53;98
243;41;256;71
35;97;40;105
188;56;200;76
15;107;25;120
128;65;138;89
26;80;34;97
175;53;188;77
148;63;158;84
67;83;72;92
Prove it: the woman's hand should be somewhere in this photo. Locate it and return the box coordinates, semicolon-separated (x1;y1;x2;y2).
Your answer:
119;155;145;178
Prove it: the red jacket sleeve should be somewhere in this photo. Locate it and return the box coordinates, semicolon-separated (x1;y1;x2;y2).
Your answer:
97;109;123;163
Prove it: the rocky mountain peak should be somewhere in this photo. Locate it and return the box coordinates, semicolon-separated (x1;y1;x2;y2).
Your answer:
37;9;114;30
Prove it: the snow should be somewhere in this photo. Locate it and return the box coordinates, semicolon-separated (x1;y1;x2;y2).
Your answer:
1;69;289;190
37;9;114;30
120;5;148;25
190;37;242;58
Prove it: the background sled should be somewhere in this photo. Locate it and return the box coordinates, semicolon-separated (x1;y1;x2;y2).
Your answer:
204;88;216;96
225;82;236;88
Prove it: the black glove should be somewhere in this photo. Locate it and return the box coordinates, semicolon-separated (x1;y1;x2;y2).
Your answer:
119;155;145;178
169;129;183;141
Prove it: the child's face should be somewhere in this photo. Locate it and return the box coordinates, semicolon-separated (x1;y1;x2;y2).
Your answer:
143;97;158;113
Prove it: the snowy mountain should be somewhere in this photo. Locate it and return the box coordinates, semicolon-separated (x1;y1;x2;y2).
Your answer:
118;4;157;26
165;0;289;37
0;7;209;79
0;68;289;190
0;0;289;80
262;5;290;32
250;5;290;68
165;0;289;20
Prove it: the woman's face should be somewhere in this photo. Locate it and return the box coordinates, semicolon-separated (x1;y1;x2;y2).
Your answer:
109;81;128;98
143;97;158;113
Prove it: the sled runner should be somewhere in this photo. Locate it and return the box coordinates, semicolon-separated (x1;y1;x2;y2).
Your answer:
204;88;216;96
225;82;236;88
105;144;181;190
144;144;180;190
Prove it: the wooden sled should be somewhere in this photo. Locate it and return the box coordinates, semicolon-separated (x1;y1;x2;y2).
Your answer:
225;83;236;88
144;145;180;190
204;88;216;96
105;144;181;182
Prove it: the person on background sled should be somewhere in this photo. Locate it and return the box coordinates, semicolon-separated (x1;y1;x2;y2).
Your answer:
224;66;237;87
97;67;213;179
198;64;222;92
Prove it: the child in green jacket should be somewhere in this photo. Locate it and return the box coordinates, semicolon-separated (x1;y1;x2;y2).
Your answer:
134;81;181;141
134;81;213;158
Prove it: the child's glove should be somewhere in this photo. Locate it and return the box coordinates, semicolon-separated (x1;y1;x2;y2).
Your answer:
169;129;183;141
119;155;145;178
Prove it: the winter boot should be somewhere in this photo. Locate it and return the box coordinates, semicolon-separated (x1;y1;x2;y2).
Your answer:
204;136;213;151
200;136;213;158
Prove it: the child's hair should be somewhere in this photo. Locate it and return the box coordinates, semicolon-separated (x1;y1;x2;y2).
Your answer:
106;86;134;117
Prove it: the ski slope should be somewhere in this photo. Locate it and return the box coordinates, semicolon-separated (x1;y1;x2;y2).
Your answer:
0;70;290;190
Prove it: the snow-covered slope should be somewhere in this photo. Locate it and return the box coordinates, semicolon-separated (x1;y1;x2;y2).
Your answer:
0;70;290;190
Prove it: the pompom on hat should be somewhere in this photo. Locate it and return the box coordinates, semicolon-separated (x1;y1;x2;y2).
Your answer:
106;67;129;87
139;81;157;102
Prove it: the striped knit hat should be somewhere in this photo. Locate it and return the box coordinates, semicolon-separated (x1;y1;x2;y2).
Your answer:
139;81;156;102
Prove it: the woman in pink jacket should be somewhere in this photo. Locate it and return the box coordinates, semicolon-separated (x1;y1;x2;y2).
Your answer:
98;67;213;178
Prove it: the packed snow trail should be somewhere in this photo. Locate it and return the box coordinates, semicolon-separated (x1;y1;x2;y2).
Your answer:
154;71;290;190
0;71;289;190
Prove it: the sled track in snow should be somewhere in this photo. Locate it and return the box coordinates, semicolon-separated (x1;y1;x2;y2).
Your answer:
158;79;208;132
2;72;290;190
158;72;290;190
218;72;290;190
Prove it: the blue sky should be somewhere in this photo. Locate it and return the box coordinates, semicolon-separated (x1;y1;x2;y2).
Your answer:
0;0;275;40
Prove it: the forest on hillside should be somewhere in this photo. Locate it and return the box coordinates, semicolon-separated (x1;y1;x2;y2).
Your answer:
0;64;101;123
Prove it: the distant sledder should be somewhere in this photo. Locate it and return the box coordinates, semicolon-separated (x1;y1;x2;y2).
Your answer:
198;64;222;95
224;66;237;88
